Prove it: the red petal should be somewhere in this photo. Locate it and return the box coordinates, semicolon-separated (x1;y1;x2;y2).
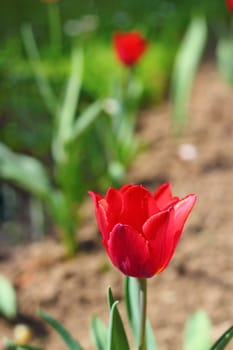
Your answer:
143;209;174;273
89;191;109;244
108;224;153;278
153;183;173;209
174;194;197;237
113;32;147;66
88;191;103;206
105;187;123;232
160;194;197;270
120;185;153;232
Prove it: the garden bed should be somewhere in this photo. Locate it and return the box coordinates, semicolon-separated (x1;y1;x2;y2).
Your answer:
0;63;233;350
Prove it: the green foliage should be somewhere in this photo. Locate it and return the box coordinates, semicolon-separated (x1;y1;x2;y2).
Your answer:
217;38;233;85
91;317;108;350
183;310;212;350
210;326;233;350
171;16;207;133
38;309;83;350
107;287;130;350
125;277;157;350
0;274;17;319
0;143;51;199
0;21;104;256
5;339;42;350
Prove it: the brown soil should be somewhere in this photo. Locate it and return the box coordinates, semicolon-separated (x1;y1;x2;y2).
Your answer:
0;64;233;350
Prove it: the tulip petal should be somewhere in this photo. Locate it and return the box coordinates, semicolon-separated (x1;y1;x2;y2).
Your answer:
108;224;153;278
174;194;197;237
105;188;123;231
160;194;197;270
120;185;153;232
153;183;173;208
89;191;110;244
143;210;174;273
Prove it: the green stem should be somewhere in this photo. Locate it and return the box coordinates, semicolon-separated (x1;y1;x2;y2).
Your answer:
47;2;62;56
138;278;147;350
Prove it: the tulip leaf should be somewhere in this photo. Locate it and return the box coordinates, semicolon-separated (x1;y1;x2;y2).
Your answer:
4;338;43;350
57;46;83;145
107;300;130;350
216;38;233;85
38;309;83;350
0;143;51;199
70;100;103;142
146;320;157;350
124;277;157;349
0;275;17;319
183;310;212;350
107;287;115;309
91;317;108;350
210;326;233;350
21;23;58;116
125;277;140;344
171;15;207;133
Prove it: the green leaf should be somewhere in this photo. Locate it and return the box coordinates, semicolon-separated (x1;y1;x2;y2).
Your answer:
107;300;130;350
38;309;83;350
4;338;42;350
0;275;17;319
71;100;103;142
57;46;83;144
146;320;157;350
0;143;51;198
184;310;212;350
125;277;140;344
171;16;207;133
124;277;157;349
210;326;233;350
217;38;233;85
91;317;108;350
107;287;115;309
21;23;58;115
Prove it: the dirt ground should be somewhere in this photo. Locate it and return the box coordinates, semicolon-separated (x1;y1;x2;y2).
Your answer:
0;63;233;350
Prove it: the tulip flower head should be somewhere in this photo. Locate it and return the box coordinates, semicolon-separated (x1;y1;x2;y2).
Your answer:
113;31;147;66
89;183;197;278
227;0;233;11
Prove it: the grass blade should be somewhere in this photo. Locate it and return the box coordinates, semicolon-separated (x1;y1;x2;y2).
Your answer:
38;309;83;350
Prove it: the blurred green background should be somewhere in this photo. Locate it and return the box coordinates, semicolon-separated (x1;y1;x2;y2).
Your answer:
0;0;230;246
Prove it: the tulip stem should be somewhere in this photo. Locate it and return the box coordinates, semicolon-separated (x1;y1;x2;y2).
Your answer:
138;278;147;350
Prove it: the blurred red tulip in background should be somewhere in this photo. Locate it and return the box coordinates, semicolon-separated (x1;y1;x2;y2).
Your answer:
113;31;147;66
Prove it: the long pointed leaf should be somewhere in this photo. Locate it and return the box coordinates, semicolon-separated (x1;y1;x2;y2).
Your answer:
21;23;58;115
0;275;17;319
125;277;140;344
184;310;212;350
0;143;51;198
58;47;83;143
210;326;233;350
107;300;130;350
38;309;83;350
171;16;207;133
125;277;157;349
4;339;42;350
217;39;233;85
146;320;157;350
71;100;103;142
91;317;108;350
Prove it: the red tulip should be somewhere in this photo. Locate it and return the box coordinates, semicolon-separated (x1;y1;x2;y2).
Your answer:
227;0;233;11
113;31;147;66
89;183;197;278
